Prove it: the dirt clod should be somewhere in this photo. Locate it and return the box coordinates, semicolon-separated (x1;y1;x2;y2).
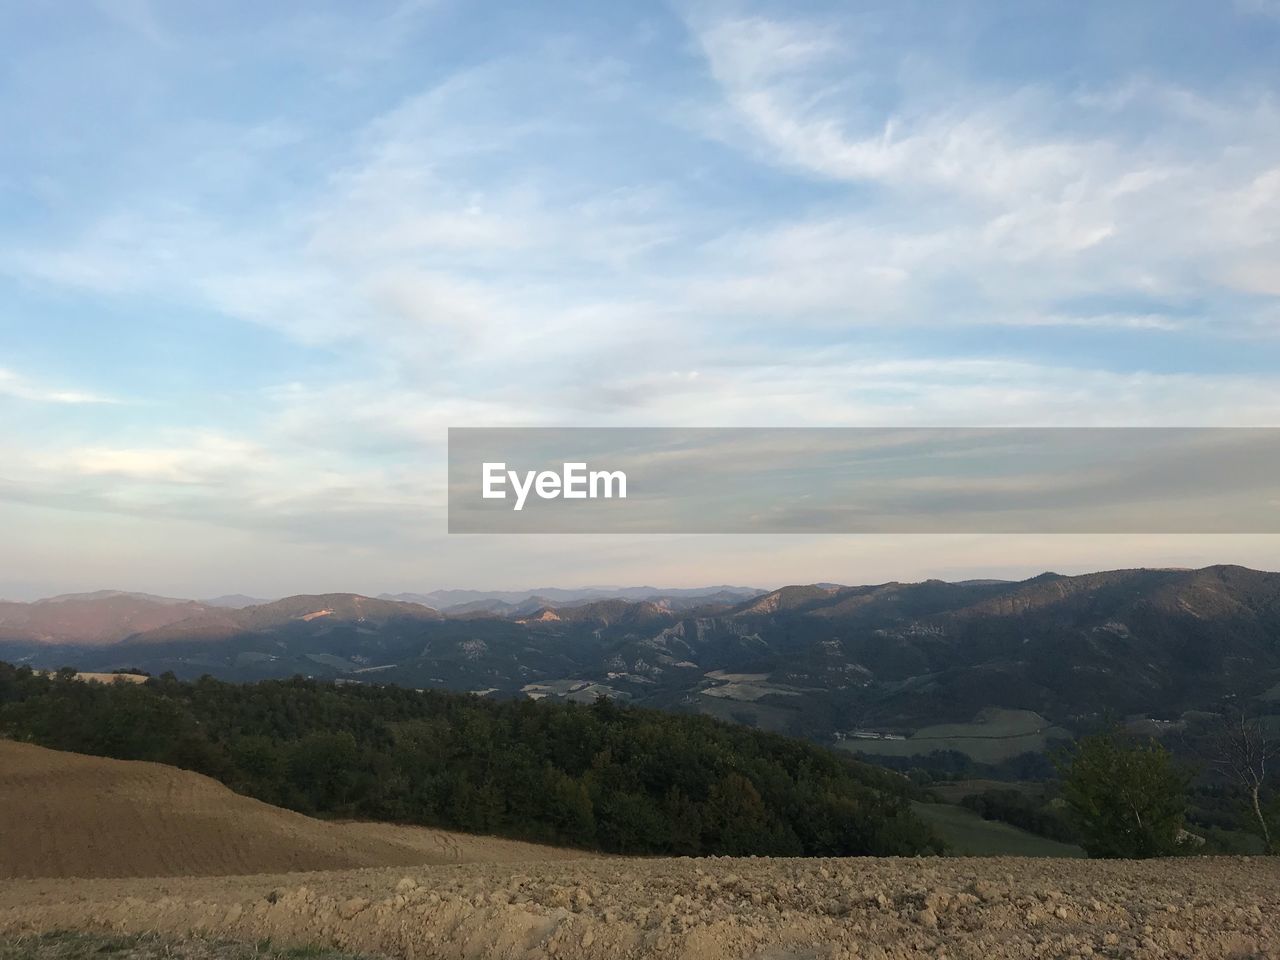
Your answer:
2;856;1277;960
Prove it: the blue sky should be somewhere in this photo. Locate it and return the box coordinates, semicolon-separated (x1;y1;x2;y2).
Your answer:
2;0;1280;598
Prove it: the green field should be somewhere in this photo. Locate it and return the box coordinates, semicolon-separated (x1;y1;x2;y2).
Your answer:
695;692;798;733
838;708;1072;764
912;802;1085;858
928;779;1042;803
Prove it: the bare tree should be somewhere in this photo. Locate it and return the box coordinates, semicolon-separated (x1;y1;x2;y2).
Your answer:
1206;706;1278;854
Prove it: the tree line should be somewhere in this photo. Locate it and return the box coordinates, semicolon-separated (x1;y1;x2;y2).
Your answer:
0;662;941;857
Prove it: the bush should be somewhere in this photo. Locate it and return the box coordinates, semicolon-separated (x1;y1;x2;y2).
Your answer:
1058;729;1190;858
959;788;1078;844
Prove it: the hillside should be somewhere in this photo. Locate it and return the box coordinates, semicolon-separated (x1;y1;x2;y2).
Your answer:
0;740;590;879
0;592;440;650
0;592;213;646
125;594;442;644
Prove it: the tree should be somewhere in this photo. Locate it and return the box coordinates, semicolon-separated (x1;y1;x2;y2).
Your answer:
1205;707;1277;854
287;731;360;811
702;773;796;855
1059;729;1190;858
230;735;287;802
0;662;940;857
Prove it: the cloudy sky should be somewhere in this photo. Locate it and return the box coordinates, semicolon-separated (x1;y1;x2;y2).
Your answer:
2;0;1279;600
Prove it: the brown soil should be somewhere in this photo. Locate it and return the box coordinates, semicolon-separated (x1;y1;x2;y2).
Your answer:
0;741;591;879
2;856;1277;960
0;931;369;960
2;742;1277;959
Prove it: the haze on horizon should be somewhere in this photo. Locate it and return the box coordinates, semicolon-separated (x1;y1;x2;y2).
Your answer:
2;1;1279;599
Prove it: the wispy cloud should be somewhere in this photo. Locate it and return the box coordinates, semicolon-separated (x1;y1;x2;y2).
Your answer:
679;9;1280;340
1236;0;1280;19
689;14;1099;198
0;368;117;405
2;0;1279;590
34;433;260;484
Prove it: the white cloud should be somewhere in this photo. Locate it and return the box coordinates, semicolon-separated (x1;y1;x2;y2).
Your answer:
0;368;117;405
675;11;1280;340
691;15;1102;199
35;433;262;484
4;3;1280;591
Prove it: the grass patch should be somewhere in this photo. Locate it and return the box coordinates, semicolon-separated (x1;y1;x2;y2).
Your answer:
839;708;1072;764
929;779;1042;803
0;933;378;960
911;802;1085;858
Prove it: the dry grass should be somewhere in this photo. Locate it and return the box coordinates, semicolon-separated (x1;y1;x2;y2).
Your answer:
0;740;591;880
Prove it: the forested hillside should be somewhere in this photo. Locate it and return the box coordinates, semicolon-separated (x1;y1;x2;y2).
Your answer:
0;663;940;858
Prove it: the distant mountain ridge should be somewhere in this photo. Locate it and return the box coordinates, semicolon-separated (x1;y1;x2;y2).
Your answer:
0;592;440;646
3;566;1278;767
0;592;213;646
202;594;272;609
379;585;764;613
37;590;193;606
0;585;759;646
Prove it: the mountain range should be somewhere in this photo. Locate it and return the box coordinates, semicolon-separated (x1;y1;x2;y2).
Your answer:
3;566;1278;768
376;585;763;615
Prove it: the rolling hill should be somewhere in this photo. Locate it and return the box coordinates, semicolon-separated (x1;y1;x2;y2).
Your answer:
0;592;213;646
0;739;590;879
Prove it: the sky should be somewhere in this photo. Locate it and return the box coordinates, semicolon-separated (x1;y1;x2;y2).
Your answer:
2;0;1280;600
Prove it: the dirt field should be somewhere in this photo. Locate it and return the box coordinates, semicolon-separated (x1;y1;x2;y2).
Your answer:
0;741;591;879
0;931;369;960
2;741;1277;959
2;855;1277;960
